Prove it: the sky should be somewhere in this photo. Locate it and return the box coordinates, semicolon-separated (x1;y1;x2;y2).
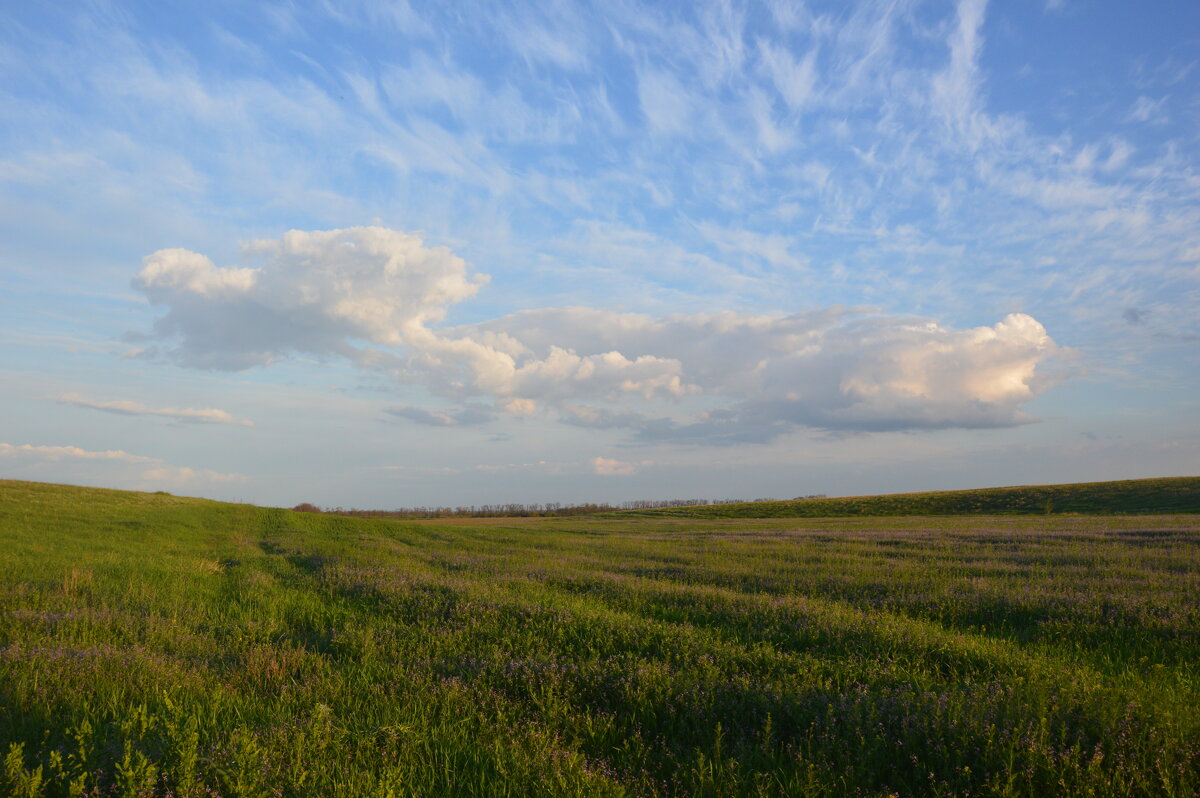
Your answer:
1;0;1198;508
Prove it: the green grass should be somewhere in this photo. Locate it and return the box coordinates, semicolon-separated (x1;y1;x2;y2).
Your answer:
618;476;1200;518
1;478;1198;796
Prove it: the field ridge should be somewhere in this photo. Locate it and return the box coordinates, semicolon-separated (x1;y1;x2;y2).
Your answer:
618;476;1200;518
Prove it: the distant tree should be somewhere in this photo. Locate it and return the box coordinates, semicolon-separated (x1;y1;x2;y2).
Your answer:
292;503;323;513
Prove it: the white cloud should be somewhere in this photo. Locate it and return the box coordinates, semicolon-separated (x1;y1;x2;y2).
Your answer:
132;227;1063;442
694;221;808;270
1127;95;1167;124
1102;139;1134;171
1002;169;1124;211
134;226;487;369
636;68;695;136
548;220;759;297
496;7;591;72
461;308;1060;441
502;398;538;416
396;323;692;406
54;393;253;426
759;42;818;110
138;466;246;488
591;456;638;476
0;442;157;463
930;0;990;150
378;54;579;146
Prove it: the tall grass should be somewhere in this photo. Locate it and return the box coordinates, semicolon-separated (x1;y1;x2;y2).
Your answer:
1;479;1197;796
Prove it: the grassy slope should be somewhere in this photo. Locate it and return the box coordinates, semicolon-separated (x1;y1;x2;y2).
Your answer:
622;476;1200;518
1;479;1199;797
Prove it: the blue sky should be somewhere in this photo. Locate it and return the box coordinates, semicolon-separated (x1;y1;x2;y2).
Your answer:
1;0;1197;507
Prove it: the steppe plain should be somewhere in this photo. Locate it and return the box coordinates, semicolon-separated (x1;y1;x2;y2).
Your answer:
1;478;1197;796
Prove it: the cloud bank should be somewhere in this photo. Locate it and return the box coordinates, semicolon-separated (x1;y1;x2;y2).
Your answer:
459;308;1057;441
133;226;1062;443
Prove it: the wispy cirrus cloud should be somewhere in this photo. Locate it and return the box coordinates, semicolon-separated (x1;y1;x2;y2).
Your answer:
0;441;245;494
138;466;247;488
1127;95;1168;125
54;393;253;426
384;404;495;427
380;460;564;476
8;0;1197;354
0;442;156;464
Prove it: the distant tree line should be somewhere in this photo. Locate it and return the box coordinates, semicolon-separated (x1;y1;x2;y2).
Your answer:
291;494;823;519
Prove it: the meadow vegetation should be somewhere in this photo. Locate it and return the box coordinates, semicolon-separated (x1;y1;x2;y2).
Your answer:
295;476;1200;520
1;478;1198;796
624;477;1200;519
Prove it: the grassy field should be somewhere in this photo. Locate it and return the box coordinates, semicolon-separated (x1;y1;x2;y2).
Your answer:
620;476;1200;519
1;479;1198;797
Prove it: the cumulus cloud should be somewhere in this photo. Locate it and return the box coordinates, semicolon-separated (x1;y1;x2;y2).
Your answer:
396;322;691;407
0;442;158;463
591;456;638;476
133;228;694;401
452;308;1059;441
54;393;253;426
133;226;486;369
133;227;1063;443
